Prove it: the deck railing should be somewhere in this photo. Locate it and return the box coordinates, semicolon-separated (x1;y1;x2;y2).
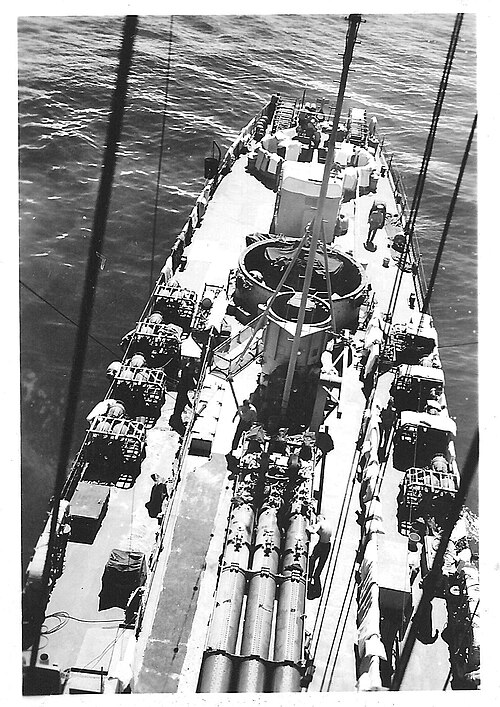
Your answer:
379;139;429;312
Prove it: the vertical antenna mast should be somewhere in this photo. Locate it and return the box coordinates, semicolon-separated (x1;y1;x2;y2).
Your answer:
281;14;362;418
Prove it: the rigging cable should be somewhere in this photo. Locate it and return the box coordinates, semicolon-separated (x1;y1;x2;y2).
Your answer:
310;396;388;680
281;13;362;416
149;15;174;294
318;422;391;689
421;113;477;313
27;15;139;675
439;340;478;349
384;13;463;327
20;279;119;358
309;381;376;659
325;578;357;690
310;455;357;660
390;428;479;690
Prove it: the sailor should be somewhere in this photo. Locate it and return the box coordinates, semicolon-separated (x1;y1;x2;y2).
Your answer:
365;201;387;249
379;397;396;458
334;212;349;237
307;514;332;583
145;473;168;521
351;146;361;167
361;318;384;397
297;108;308;130
315;429;335;457
231;399;258;451
169;360;197;427
368;115;378;137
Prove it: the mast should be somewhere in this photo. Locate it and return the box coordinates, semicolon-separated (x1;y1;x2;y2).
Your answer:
281;14;362;418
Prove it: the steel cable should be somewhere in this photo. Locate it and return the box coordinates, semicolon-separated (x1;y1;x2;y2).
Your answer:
314;406;392;690
20;279;120;358
309;447;358;661
422;113;477;313
149;15;174;294
384;13;464;330
324;575;357;690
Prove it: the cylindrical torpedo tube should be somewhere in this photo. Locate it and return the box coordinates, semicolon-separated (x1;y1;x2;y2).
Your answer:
237;505;281;692
198;503;255;692
272;511;309;692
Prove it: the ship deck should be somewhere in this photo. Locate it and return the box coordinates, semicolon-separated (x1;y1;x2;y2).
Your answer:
34;157;276;690
31;139;454;693
134;157;276;692
303;159;453;691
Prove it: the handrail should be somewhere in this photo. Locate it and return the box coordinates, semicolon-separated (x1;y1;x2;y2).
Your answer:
379;140;429;310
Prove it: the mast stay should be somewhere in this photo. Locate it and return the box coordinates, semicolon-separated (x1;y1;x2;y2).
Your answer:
281;14;362;417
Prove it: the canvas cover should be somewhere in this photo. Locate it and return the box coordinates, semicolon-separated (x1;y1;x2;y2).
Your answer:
399;410;456;436
398;364;445;383
99;549;146;611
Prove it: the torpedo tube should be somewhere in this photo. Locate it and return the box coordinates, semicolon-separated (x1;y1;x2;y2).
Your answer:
236;502;281;691
198;502;255;692
271;460;311;692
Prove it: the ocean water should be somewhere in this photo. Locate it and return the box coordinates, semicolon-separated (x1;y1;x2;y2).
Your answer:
18;14;477;574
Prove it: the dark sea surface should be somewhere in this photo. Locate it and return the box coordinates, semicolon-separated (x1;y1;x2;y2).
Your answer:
18;14;477;574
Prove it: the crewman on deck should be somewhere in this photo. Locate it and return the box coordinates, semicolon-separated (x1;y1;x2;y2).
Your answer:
231;399;257;451
365;201;387;249
145;473;168;521
169;360;198;428
379;397;396;458
307;514;333;583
